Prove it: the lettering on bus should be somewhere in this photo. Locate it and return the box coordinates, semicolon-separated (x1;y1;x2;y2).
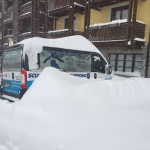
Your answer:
28;73;40;78
71;74;87;78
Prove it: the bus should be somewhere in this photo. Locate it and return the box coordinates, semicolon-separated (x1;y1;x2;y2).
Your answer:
0;35;113;101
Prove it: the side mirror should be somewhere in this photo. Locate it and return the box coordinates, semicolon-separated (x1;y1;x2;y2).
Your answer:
105;65;112;74
37;53;40;68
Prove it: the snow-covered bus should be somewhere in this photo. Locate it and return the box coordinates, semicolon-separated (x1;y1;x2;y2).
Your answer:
0;35;113;101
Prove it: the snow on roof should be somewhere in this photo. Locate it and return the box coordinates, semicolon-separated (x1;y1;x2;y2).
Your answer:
134;38;145;42
90;19;128;28
74;2;84;7
115;71;141;77
90;19;145;28
17;35;104;70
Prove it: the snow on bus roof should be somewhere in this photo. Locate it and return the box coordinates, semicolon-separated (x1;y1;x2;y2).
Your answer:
18;35;101;53
17;35;105;70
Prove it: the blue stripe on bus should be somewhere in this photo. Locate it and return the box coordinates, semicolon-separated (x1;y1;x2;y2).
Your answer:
105;78;112;80
27;81;34;89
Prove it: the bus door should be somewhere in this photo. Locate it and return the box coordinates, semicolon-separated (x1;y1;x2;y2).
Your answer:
2;48;22;98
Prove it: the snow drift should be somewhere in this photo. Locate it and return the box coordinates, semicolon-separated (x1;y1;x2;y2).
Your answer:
0;67;150;150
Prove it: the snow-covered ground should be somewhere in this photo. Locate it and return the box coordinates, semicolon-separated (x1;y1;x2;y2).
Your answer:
0;67;150;150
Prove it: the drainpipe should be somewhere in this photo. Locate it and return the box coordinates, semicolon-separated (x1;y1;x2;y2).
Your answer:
2;0;5;54
126;0;133;49
31;0;33;37
145;29;150;78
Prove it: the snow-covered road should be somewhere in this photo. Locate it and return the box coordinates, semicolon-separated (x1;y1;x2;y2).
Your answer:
0;67;150;150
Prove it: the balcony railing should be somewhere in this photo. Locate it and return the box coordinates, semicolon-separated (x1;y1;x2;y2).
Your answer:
19;32;32;41
0;18;2;28
4;8;13;22
19;1;32;17
48;29;83;39
88;20;145;47
4;35;13;46
0;39;2;48
49;0;85;16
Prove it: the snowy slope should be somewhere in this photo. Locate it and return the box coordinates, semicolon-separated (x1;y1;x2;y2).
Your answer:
0;67;150;150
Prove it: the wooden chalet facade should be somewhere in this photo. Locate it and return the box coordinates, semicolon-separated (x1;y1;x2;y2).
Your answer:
48;0;85;38
0;0;48;49
0;0;150;77
47;0;148;77
83;0;147;77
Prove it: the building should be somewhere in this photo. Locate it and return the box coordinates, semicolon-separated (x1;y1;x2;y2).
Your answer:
0;0;150;77
86;0;149;77
48;0;150;77
0;0;48;55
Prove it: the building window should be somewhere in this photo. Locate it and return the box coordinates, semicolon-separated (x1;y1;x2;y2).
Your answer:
64;16;76;29
111;5;129;21
109;54;143;73
8;29;13;35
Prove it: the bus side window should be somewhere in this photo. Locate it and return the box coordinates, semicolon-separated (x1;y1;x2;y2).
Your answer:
92;55;105;73
22;54;29;71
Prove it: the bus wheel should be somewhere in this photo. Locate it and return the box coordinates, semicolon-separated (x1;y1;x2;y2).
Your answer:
87;73;90;79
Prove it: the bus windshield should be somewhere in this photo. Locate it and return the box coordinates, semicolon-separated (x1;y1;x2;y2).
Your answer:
39;49;106;73
3;49;22;72
40;50;91;72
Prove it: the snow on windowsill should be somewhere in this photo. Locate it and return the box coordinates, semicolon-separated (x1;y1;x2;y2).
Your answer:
49;5;69;12
114;71;141;77
20;1;31;7
4;18;13;22
90;19;145;28
48;29;79;33
90;19;128;28
74;2;84;7
4;35;13;38
134;38;145;42
91;39;126;42
136;20;145;24
19;32;31;36
20;12;31;17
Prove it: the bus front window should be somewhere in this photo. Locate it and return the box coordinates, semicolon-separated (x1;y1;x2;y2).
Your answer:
3;49;22;72
92;55;106;73
40;49;92;72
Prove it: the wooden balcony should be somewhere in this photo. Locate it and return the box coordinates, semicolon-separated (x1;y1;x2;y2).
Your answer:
88;20;146;48
90;0;128;9
48;29;83;39
19;1;32;19
3;35;13;47
49;0;84;17
4;8;13;24
0;39;2;49
0;18;2;28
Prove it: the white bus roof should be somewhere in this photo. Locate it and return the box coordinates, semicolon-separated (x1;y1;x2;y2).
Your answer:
16;35;106;70
18;35;101;54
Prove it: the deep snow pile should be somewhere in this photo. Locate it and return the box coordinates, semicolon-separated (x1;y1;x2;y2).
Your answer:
0;67;150;150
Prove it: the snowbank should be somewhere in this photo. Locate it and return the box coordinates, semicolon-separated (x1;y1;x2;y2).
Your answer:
0;67;150;150
17;35;104;70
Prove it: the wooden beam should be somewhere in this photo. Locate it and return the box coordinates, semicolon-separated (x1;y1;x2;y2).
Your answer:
131;0;138;49
84;0;91;38
13;0;19;42
45;0;48;38
68;0;74;36
32;0;39;37
126;0;133;49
